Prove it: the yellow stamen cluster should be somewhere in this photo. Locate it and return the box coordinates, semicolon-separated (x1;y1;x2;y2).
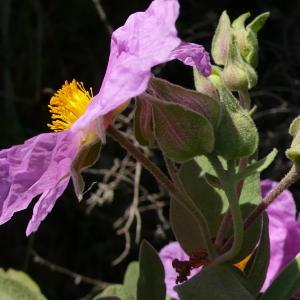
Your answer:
48;80;92;132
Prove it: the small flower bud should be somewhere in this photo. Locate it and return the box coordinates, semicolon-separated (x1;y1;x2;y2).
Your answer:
286;116;300;165
211;11;232;65
193;67;219;100
221;36;257;91
232;12;270;67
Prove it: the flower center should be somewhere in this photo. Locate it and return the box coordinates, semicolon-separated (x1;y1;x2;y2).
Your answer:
48;80;92;132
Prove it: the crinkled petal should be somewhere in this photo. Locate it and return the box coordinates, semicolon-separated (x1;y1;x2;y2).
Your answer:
26;175;70;235
159;241;199;299
0;131;79;233
170;42;212;76
72;0;181;131
261;179;300;296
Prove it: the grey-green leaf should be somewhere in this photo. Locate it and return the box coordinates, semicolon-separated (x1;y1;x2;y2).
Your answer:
94;285;127;300
175;265;255;300
123;261;139;300
236;148;278;180
0;269;47;300
137;240;166;300
261;252;300;300
173;160;228;253
246;213;270;295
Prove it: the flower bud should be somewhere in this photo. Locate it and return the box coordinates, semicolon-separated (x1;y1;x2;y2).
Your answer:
221;36;257;91
232;12;270;67
193;67;219;100
211;11;231;65
214;86;258;160
286;116;300;165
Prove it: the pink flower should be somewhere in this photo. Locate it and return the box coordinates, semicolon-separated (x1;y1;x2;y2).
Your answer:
160;180;300;299
261;179;300;298
0;0;212;235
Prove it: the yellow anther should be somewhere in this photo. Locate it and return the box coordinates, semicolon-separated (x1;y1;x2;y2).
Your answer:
48;80;92;132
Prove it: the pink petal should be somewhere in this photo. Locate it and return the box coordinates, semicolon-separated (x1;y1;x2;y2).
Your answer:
72;0;181;131
0;131;79;233
261;179;300;296
170;42;212;76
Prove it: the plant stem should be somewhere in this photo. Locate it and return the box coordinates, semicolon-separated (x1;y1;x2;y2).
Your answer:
108;126;175;196
108;126;217;259
221;165;300;252
163;156;217;260
208;156;244;264
244;165;300;229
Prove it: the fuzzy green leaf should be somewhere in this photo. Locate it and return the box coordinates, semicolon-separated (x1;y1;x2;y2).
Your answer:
137;241;166;300
245;213;270;295
175;265;255;300
0;269;47;300
94;285;128;300
124;262;139;300
236;148;278;180
172;160;227;253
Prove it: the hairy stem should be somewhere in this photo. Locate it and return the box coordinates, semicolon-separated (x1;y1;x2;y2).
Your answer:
221;165;300;252
108;126;175;195
208;156;244;264
244;165;300;229
214;157;247;248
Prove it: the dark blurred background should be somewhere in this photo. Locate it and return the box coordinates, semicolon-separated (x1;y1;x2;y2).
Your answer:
1;0;300;299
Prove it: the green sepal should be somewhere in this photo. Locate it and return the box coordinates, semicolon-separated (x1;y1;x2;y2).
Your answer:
221;35;258;91
232;12;251;61
245;213;270;295
71;138;102;200
0;269;47;300
134;98;156;148
193;67;219;100
149;77;221;127
152;100;215;161
137;240;166;300
214;87;258;160
211;11;232;65
236;148;278;180
247;12;270;34
261;252;300;300
175;265;255;300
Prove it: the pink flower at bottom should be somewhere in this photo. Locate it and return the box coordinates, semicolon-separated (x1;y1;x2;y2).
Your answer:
160;179;300;299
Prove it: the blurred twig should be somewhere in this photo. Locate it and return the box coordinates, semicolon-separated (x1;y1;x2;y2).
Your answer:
91;0;113;35
31;250;109;289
